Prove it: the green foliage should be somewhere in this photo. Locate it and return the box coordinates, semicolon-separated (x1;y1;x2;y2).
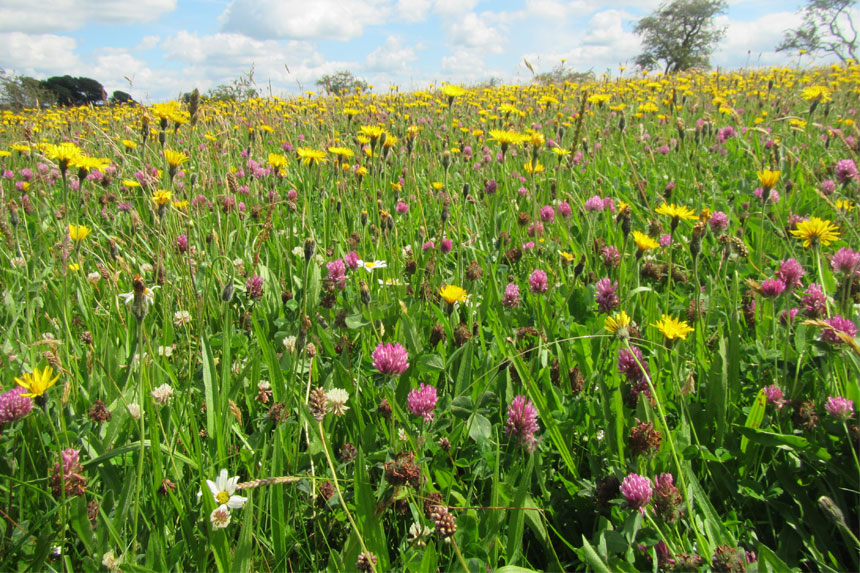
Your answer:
0;70;56;109
634;0;728;73
206;67;261;102
316;70;369;96
531;62;595;86
41;75;105;106
777;0;859;63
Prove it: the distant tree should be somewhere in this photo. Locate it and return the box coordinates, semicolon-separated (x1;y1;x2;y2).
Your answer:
206;68;260;102
634;0;728;73
316;70;368;96
0;70;56;108
110;90;135;105
532;62;595;86
777;0;858;63
40;75;105;106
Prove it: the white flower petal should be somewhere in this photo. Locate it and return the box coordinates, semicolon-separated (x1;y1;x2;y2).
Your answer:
226;494;247;509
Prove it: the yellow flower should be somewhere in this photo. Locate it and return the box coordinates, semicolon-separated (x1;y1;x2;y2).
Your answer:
72;155;110;174
488;129;525;150
44;142;82;171
358;125;386;142
441;85;467;99
559;251;575;263
801;85;832;102
604;311;632;338
164;149;189;168
68;224;92;242
791;216;841;248
632;231;660;251
15;365;60;398
122;179;141;188
637;102;659;113
431;181;444;191
121;139;137;150
587;93;611;106
523;160;545;174
652;314;694;341
834;199;855;211
172;200;190;211
757;169;780;190
68;262;80;271
296;147;327;166
267;153;288;171
655;203;697;221
327;146;354;158
152;189;173;206
439;284;468;304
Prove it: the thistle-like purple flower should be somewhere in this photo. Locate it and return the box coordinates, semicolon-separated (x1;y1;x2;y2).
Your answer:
584;195;604;212
620;473;652;514
344;251;360;270
245;275;264;300
821;315;858;344
506;395;540;452
408;383;437;423
528;269;548;294
539;205;555;223
502;282;521;308
602;245;620;269
175;234;188;254
760;278;786;298
824;396;855;422
372;342;410;376
618;346;650;385
595;278;619;313
558;201;572;218
0;386;33;424
776;258;805;290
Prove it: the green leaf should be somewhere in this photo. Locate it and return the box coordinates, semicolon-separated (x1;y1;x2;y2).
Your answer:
740;388;767;454
735;426;831;461
580;536;612;573
417;353;445;372
467;413;492;443
506;455;534;564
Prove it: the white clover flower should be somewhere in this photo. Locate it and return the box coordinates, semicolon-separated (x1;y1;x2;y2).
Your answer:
157;345;174;358
282;336;297;353
210;506;232;530
174;310;192;327
151;383;174;405
326;388;350;416
87;272;101;285
127;403;141;419
291;246;304;258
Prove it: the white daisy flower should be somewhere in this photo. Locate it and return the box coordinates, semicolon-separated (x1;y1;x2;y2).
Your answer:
358;259;387;273
207;469;247;509
118;285;159;310
326;388;350;416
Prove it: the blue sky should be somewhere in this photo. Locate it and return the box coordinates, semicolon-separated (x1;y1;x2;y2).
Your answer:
0;0;847;102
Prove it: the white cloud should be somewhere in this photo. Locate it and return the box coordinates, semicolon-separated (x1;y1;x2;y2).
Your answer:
219;0;389;41
0;32;79;74
366;36;418;72
135;35;162;51
0;0;177;34
712;12;803;68
433;0;479;17
396;0;431;22
524;0;590;21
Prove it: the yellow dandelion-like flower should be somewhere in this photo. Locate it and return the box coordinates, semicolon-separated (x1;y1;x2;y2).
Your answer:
790;216;841;248
652;314;694;341
523;160;545;174
834;199;855;211
587;93;611;106
296;148;327;166
164;149;189;168
152;189;173;206
68;224;92;242
489;129;525;149
358;125;386;142
121;139;138;150
441;85;467;99
328;146;355;158
122;179;141;188
632;231;660;251
757;169;780;190
655;203;698;221
267;153;288;171
15;365;60;398
604;311;632;338
439;284;468;304
801;85;832;102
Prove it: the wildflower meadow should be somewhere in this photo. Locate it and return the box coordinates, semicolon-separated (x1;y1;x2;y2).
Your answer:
0;65;858;572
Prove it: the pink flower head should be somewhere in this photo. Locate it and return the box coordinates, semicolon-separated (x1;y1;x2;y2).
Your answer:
760;278;786;298
659;234;672;248
344;251;360;270
620;473;653;513
802;283;827;318
764;384;785;409
831;248;860;277
502;282;521;308
834;159;858;185
820;179;836;195
825;396;855;422
0;386;33;424
539;205;555;223
595;278;619;313
422;240;435;252
440;238;453;254
246;275;264;300
777;258;805;289
372;342;410;376
821;315;858;344
584;195;604;212
528;269;548;294
326;259;347;290
506;395;540;452
558;201;572;218
779;308;799;326
709;211;728;233
175;234;188;254
602;245;621;269
408;383;437;423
